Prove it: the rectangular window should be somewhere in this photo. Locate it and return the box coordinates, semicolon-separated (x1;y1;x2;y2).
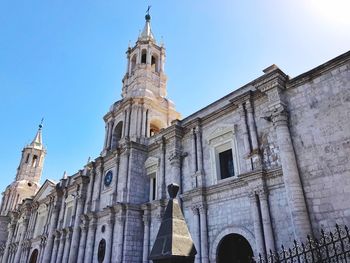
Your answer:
219;149;235;179
149;173;157;201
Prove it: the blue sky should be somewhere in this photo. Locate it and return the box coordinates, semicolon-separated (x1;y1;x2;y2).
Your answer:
0;0;349;191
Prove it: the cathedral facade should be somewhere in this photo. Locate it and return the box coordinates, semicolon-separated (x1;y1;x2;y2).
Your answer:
0;13;350;263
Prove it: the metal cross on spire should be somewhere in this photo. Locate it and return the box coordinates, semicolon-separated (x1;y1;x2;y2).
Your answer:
146;5;151;15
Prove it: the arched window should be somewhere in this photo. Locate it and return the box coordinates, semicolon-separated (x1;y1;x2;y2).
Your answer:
32;155;38;167
141;49;147;64
149;120;163;137
150;124;160;137
98;239;106;263
111;121;123;150
151;54;159;72
131;54;137;72
29;249;39;263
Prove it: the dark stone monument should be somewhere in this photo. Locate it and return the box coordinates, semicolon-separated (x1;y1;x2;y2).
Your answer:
149;183;197;263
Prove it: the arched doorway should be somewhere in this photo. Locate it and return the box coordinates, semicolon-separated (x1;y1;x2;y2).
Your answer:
217;233;254;263
29;249;39;263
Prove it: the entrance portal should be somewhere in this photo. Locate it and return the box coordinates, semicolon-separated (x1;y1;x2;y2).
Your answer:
29;249;39;263
217;233;254;263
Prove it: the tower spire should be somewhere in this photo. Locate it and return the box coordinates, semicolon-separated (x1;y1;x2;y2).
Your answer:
139;6;155;41
30;118;44;149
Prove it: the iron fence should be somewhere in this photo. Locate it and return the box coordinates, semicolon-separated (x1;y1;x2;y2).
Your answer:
254;224;350;263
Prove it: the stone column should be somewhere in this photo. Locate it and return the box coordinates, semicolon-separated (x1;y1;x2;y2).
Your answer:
141;106;148;137
55;231;65;263
249;192;265;257
106;122;111;150
191;129;197;174
92;164;103;211
258;189;276;253
50;233;60;263
42;202;60;263
62;229;72;263
199;205;209;263
195;127;204;176
124;104;132;137
68;196;85;263
84;216;97;263
191;207;200;263
272;107;312;240
76;220;88;263
103;124;108;149
246;100;259;151
239;104;252;172
104;212;115;263
112;154;120;202
168;151;181;193
142;209;150;263
114;215;125;263
1;223;15;263
159;138;166;199
13;219;29;263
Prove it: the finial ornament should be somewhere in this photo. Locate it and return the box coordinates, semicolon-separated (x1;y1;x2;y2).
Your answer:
39;118;44;129
145;5;151;21
167;183;179;199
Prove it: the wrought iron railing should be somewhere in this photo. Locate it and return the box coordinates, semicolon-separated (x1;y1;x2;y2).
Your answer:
254;224;350;263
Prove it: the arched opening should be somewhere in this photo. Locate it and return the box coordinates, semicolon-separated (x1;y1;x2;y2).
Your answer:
141;49;147;64
97;239;106;263
29;249;39;263
217;233;253;263
151;54;159;72
111;121;123;150
131;54;137;72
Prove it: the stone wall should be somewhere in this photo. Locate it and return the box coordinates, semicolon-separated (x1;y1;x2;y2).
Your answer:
287;60;350;232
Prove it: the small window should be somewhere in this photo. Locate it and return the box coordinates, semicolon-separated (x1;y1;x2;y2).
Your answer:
32;155;38;167
25;154;30;163
141;49;147;64
219;149;235;179
98;239;106;263
149;173;157;201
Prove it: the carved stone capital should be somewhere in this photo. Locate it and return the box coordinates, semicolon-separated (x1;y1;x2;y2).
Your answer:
198;204;207;214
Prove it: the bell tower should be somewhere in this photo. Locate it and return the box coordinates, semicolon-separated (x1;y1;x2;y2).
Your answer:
0;123;46;215
103;11;180;153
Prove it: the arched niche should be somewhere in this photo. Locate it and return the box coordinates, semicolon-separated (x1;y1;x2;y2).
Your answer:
141;49;147;64
151;54;159;72
111;121;123;150
131;54;137;72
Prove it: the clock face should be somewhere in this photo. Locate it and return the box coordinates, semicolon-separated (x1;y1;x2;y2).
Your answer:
104;170;113;187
